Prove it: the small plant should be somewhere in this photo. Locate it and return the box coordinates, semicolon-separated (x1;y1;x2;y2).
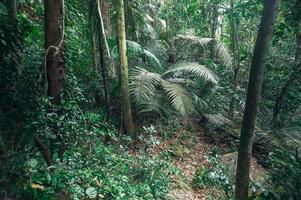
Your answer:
138;125;160;153
258;149;301;199
193;154;234;198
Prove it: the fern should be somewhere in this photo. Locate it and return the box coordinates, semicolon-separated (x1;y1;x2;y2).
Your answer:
138;91;165;114
130;67;163;104
257;126;301;150
129;62;219;115
162;81;194;116
174;35;232;68
111;40;162;68
162;62;218;84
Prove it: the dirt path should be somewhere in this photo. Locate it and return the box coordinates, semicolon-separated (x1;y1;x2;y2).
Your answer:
150;117;212;199
151;117;267;200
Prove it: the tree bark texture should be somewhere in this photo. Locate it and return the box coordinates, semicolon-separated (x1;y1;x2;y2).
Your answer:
228;0;240;119
117;0;135;134
88;3;101;105
210;1;218;59
34;136;52;166
97;0;110;108
235;0;279;199
44;0;65;104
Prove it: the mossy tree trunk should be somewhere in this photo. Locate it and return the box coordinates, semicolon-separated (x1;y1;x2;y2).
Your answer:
235;0;279;199
117;0;135;134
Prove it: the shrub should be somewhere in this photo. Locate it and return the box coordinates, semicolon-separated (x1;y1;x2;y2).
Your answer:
192;154;234;199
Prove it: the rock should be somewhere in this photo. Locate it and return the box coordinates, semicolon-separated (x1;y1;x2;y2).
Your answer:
168;190;196;200
221;152;267;183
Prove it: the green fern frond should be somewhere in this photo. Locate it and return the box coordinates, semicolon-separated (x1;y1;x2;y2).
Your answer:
257;126;301;150
176;34;213;46
162;81;194;116
214;42;233;68
162;62;218;84
174;35;232;68
204;113;233;127
129;67;163;104
111;40;162;68
143;49;162;68
138;91;165;114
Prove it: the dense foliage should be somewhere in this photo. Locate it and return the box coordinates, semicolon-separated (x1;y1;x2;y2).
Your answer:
0;0;300;199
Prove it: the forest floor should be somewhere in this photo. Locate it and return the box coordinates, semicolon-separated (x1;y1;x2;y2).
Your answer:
149;116;267;200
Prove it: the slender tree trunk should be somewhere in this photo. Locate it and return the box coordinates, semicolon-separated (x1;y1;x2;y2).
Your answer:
235;1;279;199
228;0;240;119
6;0;17;26
88;2;101;105
45;0;65;104
125;0;139;41
117;0;135;134
6;0;21;70
210;1;218;59
34;136;52;166
97;0;110;109
99;35;110;108
272;11;301;127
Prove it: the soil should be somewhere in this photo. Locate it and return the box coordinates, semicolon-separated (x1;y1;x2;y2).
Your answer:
151;116;267;200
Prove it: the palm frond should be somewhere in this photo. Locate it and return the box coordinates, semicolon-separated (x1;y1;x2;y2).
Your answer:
129;67;163;104
111;40;162;68
214;42;233;67
161;81;194;116
175;34;213;46
143;49;162;68
204;113;233;127
257;126;301;150
138;91;165;114
174;35;232;68
162;62;218;84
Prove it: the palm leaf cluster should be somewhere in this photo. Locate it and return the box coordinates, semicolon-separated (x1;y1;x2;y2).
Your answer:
257;126;301;151
111;40;162;69
130;62;218;115
173;34;233;68
108;29;232;116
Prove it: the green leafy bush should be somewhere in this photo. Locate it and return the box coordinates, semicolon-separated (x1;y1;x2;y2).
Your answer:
192;154;234;199
22;143;175;200
260;149;301;199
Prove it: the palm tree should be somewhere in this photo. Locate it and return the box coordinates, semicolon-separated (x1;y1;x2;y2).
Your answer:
126;34;232;116
130;62;217;115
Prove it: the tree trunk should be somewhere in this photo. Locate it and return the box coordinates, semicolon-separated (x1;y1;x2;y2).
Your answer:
235;1;279;199
34;136;52;166
125;0;139;41
210;1;218;59
272;8;301;127
117;0;135;134
97;0;110;109
88;2;101;105
6;0;17;26
41;0;65;165
228;0;240;119
99;35;110;108
45;0;65;104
